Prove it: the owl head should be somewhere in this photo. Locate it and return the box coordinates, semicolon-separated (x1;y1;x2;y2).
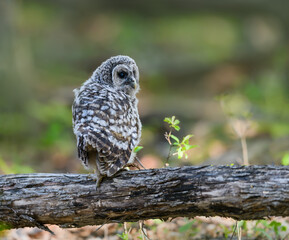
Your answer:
92;55;140;96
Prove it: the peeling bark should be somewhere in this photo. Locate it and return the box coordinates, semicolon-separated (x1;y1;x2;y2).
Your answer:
1;165;289;229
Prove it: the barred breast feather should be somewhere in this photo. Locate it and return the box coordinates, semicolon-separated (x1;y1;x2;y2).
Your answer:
72;80;141;177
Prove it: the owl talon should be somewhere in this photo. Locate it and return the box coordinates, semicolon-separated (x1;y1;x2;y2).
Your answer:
125;163;141;170
87;173;96;180
96;176;104;190
86;173;102;189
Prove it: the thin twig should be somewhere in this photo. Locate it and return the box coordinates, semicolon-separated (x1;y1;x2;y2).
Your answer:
230;221;238;240
104;224;108;240
166;144;173;165
124;222;129;236
135;157;146;169
241;136;249;165
164;130;172;145
165;129;173;165
237;221;242;240
92;219;110;234
139;221;145;240
139;221;151;240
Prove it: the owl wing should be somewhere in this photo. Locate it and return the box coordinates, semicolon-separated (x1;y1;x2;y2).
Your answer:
72;88;139;176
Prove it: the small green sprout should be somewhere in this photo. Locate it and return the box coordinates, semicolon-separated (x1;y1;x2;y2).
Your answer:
171;134;198;159
117;232;129;240
164;116;180;131
179;220;196;233
134;146;143;153
281;152;289;166
164;116;198;162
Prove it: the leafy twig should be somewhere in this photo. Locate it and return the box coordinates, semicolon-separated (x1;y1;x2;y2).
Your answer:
164;116;198;164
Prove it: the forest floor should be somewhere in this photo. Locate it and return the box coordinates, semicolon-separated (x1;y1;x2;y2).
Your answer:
1;216;289;240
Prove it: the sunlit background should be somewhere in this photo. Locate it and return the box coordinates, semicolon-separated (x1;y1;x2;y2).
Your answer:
0;0;289;175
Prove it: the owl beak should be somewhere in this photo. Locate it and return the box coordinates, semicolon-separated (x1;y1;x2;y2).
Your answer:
125;77;136;89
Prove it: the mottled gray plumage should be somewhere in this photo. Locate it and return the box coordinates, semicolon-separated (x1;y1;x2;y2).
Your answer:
72;55;141;186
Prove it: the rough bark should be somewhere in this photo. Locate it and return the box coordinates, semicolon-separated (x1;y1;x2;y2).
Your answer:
1;165;289;229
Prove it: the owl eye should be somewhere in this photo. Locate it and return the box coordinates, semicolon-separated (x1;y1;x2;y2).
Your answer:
118;71;127;79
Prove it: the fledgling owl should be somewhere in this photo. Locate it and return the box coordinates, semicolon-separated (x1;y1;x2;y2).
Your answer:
72;55;141;187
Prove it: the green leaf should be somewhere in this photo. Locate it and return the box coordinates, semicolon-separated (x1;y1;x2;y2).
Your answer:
281;226;287;231
153;219;163;224
134;146;143;153
174;125;180;131
238;220;247;230
178;148;183;159
174;119;180;125
0;157;34;174
185;144;198;150
281;153;289;166
0;222;11;231
164;117;172;124
170;134;179;143
184;144;193;150
254;228;273;240
117;233;129;240
164;116;180;131
269;221;280;227
183;134;193;142
179;220;195;233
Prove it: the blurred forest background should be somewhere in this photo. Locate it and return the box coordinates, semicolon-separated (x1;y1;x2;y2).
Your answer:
1;0;288;174
1;0;289;239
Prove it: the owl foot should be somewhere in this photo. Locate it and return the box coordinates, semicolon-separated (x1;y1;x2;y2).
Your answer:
87;173;97;180
96;175;104;190
87;173;104;190
125;163;142;170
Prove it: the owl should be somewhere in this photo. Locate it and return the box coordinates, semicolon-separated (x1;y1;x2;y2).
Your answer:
72;55;142;187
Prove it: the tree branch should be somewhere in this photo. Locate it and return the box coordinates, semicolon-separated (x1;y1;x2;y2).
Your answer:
1;165;289;229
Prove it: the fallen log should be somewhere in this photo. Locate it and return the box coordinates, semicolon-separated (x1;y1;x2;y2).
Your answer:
1;165;289;230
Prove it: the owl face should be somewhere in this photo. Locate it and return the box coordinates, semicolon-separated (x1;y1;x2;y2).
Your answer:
112;63;139;96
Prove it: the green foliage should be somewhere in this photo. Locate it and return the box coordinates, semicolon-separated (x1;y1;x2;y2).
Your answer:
29;101;74;154
244;72;289;138
252;220;287;240
178;220;195;233
0;0;287;177
0;222;10;232
0;156;34;174
269;221;287;237
218;94;252;119
117;232;129;240
164;116;198;160
238;220;248;231
196;220;289;240
281;152;289;166
177;219;199;238
0;113;29;137
134;146;143;153
154;15;238;63
217;221;242;239
171;134;198;159
164;116;180;131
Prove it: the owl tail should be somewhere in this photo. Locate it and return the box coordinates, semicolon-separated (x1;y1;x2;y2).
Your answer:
107;150;130;177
